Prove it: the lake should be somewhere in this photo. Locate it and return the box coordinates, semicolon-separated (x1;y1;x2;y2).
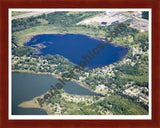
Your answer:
25;34;128;69
12;72;96;115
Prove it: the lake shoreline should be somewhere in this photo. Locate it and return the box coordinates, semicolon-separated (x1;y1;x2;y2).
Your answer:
12;70;101;112
25;33;129;49
13;70;97;115
12;70;96;94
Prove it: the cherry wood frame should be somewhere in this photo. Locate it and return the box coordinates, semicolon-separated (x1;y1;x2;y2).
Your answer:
0;0;160;128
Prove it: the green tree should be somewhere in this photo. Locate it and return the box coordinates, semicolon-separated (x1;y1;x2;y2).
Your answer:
142;11;149;20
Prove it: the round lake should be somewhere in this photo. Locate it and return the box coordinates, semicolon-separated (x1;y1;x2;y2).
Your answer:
26;34;128;69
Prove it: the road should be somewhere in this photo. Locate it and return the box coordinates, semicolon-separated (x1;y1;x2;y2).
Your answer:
12;11;55;20
120;13;149;24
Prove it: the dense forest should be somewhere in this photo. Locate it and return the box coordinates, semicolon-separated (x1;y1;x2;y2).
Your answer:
12;11;103;32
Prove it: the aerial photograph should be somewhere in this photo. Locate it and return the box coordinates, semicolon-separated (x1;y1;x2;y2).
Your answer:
10;9;150;117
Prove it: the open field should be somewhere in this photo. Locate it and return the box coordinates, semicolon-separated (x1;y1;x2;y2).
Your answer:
13;25;106;46
120;74;148;83
12;11;55;20
12;11;32;17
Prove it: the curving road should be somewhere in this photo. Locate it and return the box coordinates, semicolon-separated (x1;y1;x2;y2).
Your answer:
12;11;55;20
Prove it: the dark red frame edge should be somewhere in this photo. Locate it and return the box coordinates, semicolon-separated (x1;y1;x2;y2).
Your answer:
0;0;159;128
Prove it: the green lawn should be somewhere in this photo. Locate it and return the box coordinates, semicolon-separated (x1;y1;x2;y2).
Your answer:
120;73;148;83
105;95;148;115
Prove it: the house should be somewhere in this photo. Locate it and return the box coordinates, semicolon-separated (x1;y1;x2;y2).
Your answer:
101;22;107;25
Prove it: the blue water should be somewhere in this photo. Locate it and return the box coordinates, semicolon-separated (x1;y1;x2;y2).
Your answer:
13;34;128;115
26;34;128;69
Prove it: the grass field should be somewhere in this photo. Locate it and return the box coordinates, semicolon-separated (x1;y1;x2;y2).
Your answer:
12;11;32;17
13;25;106;46
120;73;148;83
